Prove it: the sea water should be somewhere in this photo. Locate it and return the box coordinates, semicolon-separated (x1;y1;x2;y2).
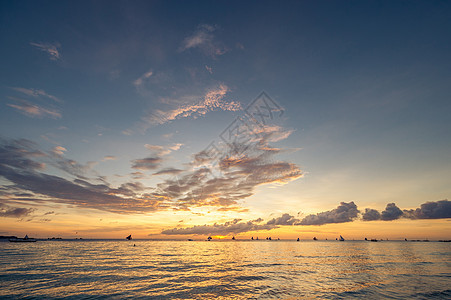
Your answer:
0;240;450;299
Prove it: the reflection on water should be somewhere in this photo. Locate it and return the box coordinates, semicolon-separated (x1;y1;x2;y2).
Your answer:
0;240;450;299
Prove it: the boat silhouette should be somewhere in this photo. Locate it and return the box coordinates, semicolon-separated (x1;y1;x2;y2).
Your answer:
9;235;36;242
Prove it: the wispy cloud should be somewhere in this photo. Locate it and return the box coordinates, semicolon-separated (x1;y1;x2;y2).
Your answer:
7;99;61;119
147;84;241;125
152;125;302;210
0;138;164;214
131;157;163;171
11;87;62;103
144;143;183;156
153;168;183;176
133;143;183;173
180;24;227;57
133;70;153;87
51;146;67;156
30;42;61;60
102;156;117;161
0;203;35;218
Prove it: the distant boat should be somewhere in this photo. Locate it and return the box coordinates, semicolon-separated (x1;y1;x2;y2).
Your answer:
339;235;345;241
313;237;317;241
187;239;193;241
297;238;300;241
9;235;36;243
126;235;132;240
232;236;235;240
207;236;212;241
370;239;378;242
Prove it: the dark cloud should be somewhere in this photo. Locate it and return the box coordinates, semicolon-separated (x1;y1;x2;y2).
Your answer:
380;203;403;221
362;208;381;221
403;200;451;219
0;203;34;218
298;202;359;225
161;218;276;236
0;138;46;171
131;157;163;170
266;213;299;225
0;166;163;213
0;138;164;214
362;200;451;221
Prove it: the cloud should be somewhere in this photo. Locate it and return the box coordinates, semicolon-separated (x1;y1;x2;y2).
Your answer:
298;202;359;225
266;213;299;225
152;126;302;210
0;203;34;218
30;42;61;60
47;147;96;180
133;70;153;87
403;200;451;219
102;156;117;161
131;157;163;170
153;168;184;176
180;24;227;57
7;99;61;119
0;117;301;215
0;138;165;214
11;87;62;103
144;143;183;156
380;203;403;221
0;138;47;171
51;146;67;156
362;208;381;221
147;84;241;125
131;171;146;179
161;218;275;236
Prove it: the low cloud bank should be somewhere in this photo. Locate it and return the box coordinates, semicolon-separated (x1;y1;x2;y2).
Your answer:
162;200;451;236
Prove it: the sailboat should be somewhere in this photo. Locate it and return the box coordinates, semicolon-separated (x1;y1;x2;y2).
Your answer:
339;235;345;241
126;235;132;240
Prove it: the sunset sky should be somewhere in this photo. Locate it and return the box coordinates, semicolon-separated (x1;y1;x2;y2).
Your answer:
1;1;450;240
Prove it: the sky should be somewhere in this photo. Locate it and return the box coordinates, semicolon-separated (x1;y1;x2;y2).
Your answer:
1;0;450;240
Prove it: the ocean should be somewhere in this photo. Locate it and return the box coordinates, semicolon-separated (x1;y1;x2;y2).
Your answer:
0;240;450;299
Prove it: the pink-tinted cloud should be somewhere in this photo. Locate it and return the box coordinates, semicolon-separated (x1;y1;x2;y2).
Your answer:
30;42;61;60
7;100;61;119
148;84;241;125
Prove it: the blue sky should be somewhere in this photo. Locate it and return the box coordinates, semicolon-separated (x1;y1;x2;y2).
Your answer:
1;1;450;238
